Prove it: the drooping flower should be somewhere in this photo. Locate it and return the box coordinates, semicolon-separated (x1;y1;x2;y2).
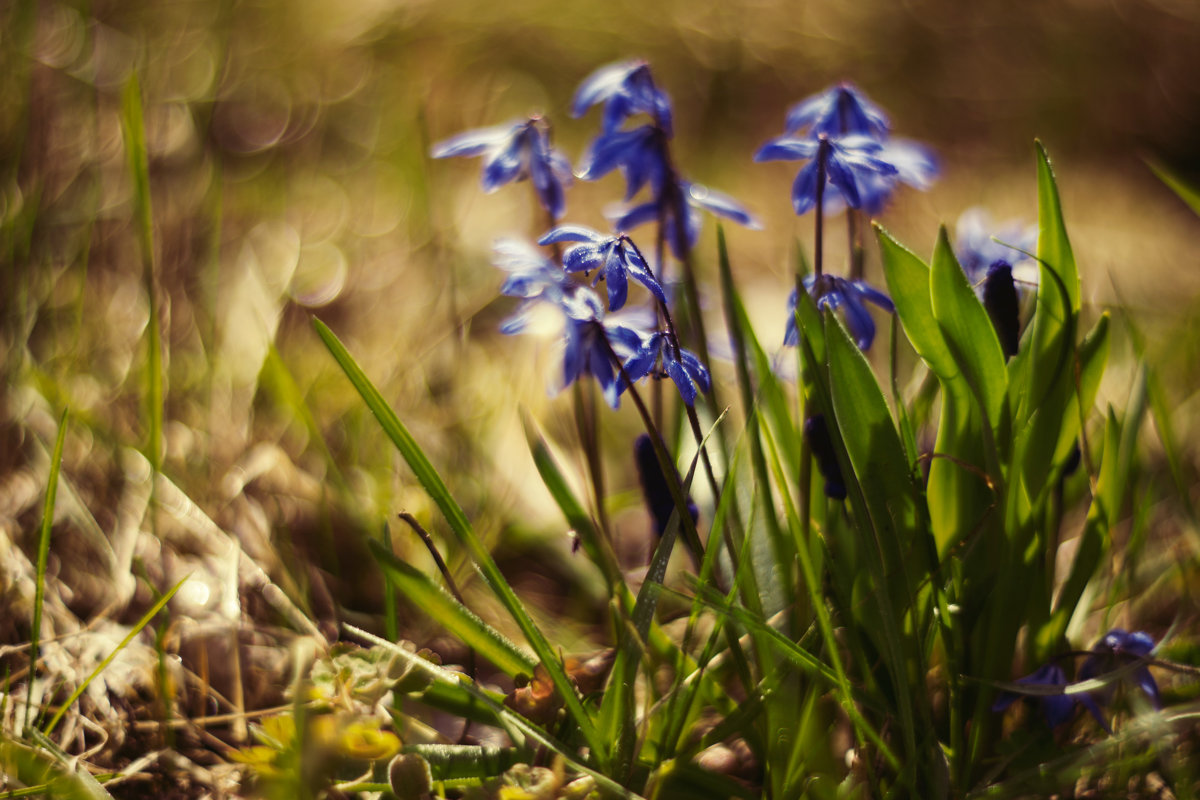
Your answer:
991;663;1108;731
634;434;698;537
491;238;573;334
1079;629;1161;712
558;289;649;408
755;134;898;216
622;330;711;406
577;125;671;200
538;225;665;312
612;179;761;260
571;60;673;136
784;275;895;351
783;82;890;139
431;118;572;219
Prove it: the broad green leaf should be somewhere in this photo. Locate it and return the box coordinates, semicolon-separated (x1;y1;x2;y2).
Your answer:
313;319;603;758
876;225;960;386
369;540;536;678
930;226;1008;426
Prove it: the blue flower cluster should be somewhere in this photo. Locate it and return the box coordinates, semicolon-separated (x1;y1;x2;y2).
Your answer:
573;61;760;259
756;83;938;217
992;629;1162;733
430;61;767;409
760;84;937;356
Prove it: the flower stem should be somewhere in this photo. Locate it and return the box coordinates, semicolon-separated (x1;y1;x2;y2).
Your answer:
814;137;829;279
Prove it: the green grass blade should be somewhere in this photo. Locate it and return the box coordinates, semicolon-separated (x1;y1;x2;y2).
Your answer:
120;75;163;475
1146;158;1200;216
26;408;68;731
312;318;603;757
369;540;537;677
44;575;186;736
522;411;623;590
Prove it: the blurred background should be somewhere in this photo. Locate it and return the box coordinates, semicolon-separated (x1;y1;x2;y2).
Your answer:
2;0;1200;752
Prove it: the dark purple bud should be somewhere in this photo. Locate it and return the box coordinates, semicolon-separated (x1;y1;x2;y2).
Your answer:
982;261;1020;359
634;434;698;536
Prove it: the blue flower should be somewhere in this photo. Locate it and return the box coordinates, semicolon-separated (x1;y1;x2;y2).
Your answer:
1079;629;1161;712
577;125;670;201
559;294;649;409
571;60;673;136
538;225;666;312
490;238;573;334
613;179;761;260
991;663;1108;731
622;330;711;406
954;207;1038;285
431;118;572;219
755;134;898;216
784;82;890;139
784;276;895;351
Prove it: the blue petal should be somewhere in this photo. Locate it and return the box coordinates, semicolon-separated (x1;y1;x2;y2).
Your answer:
791;161;820;215
605;258;630;311
430;122;520;159
755;137;818;163
612;201;660;232
824;153;862;209
571;61;642;117
665;358;698;406
563;243;604;274
841;291;877;350
685;182;762;230
540;225;604;246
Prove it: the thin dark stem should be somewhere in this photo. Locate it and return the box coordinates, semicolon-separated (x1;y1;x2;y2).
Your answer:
397;511;476;744
814;137;829;279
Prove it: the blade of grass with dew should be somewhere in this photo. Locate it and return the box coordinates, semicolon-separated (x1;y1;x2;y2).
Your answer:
43;575;186;736
120;75;163;484
368;539;536;677
312;318;604;759
25;408;67;731
347;624;640;799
